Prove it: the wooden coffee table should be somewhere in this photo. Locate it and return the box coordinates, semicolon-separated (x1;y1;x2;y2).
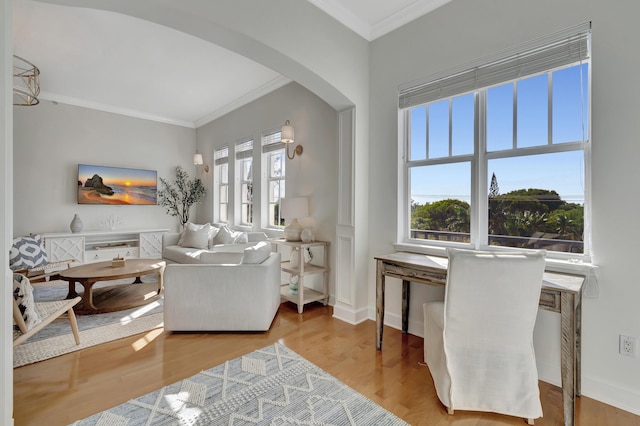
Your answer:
59;259;166;315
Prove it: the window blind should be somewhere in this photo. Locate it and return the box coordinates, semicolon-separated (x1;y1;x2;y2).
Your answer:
262;130;285;153
214;147;228;166
235;139;253;160
399;22;591;109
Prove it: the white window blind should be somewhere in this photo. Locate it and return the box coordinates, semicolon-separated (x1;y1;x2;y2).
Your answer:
262;130;284;153
235;138;253;159
214;147;228;165
399;22;591;109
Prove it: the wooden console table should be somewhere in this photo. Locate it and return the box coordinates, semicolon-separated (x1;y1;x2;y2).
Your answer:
375;252;584;426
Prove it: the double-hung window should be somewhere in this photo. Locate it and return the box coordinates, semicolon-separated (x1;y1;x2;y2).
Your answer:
214;146;229;223
262;130;286;228
400;24;591;258
235;138;253;226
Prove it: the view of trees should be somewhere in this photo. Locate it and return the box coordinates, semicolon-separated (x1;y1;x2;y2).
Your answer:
411;173;584;252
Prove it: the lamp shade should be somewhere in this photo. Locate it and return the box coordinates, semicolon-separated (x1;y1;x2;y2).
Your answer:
281;120;294;144
193;153;203;165
281;197;308;220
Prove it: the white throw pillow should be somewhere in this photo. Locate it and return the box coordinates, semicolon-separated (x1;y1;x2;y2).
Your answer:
179;223;211;249
242;241;272;264
207;227;220;249
233;232;248;244
211;225;235;245
178;222;211;246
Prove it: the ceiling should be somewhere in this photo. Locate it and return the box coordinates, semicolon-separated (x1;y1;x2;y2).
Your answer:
13;0;451;128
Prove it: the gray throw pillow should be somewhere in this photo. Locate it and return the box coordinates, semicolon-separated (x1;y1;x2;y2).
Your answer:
9;234;48;271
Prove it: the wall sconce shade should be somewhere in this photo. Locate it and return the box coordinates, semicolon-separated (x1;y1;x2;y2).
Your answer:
281;197;309;241
193;151;209;173
281;120;303;160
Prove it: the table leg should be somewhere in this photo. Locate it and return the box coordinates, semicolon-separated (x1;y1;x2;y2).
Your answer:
561;292;576;426
402;279;410;334
66;279;78;299
376;260;385;350
576;293;582;396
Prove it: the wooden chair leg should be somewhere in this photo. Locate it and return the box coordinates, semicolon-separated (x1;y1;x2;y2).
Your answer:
447;407;454;415
67;308;80;345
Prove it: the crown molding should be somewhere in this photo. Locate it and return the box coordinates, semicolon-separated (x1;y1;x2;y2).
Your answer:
306;0;372;40
308;0;452;41
194;76;291;128
370;0;453;40
38;91;196;128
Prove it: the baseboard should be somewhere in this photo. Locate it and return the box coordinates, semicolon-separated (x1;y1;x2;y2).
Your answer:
332;303;369;325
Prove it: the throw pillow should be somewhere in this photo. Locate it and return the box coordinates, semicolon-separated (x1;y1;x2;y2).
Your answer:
233;232;248;244
12;274;41;330
9;234;48;272
242;241;272;264
179;224;210;249
178;223;211;247
211;225;236;245
207;226;220;249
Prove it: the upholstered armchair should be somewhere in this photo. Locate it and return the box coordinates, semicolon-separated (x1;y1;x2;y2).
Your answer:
423;248;546;424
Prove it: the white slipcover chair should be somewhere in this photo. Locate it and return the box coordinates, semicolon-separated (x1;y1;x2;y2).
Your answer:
423;248;546;423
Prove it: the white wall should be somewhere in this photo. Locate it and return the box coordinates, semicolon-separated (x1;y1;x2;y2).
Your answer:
195;82;338;296
369;0;640;414
13;101;196;236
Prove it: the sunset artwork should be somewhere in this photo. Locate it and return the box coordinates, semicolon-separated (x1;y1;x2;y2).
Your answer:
77;164;157;205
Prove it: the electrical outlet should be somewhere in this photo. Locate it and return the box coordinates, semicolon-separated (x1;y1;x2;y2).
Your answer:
619;335;638;357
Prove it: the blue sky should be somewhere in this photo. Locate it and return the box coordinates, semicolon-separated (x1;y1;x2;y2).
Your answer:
409;63;588;206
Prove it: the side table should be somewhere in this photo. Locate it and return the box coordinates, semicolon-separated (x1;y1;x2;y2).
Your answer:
270;239;330;313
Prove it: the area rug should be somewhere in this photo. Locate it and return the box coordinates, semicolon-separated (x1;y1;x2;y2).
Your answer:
70;343;409;426
13;279;163;368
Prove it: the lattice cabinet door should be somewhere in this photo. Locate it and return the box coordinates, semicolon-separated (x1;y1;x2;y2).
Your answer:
46;236;84;263
139;231;164;258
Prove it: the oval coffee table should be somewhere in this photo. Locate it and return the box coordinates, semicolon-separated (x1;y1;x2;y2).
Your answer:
59;259;166;315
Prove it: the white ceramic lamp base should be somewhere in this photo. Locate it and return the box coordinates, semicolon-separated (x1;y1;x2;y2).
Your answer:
284;218;303;241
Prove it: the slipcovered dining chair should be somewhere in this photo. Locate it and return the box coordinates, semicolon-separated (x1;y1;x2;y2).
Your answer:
423;248;546;424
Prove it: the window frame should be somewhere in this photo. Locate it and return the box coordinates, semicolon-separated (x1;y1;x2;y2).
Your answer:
213;146;229;224
261;129;286;230
234;138;254;227
398;31;591;262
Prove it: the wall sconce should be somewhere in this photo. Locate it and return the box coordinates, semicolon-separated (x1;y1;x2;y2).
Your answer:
193;151;209;173
281;120;303;160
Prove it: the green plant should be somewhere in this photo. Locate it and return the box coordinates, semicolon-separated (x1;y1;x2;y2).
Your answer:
158;166;206;226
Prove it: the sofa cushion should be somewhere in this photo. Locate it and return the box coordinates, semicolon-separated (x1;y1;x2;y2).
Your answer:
178;223;211;246
242;241;272;264
163;246;208;264
200;252;244;265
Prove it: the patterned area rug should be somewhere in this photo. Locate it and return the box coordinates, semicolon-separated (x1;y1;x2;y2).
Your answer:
70;343;408;426
13;279;163;368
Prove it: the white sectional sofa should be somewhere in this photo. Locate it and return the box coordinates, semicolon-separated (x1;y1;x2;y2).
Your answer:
162;223;282;331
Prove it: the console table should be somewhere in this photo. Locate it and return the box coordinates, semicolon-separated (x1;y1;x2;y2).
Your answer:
375;251;584;426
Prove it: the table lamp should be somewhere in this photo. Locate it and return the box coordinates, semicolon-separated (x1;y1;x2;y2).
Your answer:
281;197;308;241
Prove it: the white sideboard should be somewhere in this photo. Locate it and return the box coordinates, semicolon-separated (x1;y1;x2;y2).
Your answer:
42;228;169;264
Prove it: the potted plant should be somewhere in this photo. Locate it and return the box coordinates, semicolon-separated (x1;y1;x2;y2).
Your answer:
158;166;206;227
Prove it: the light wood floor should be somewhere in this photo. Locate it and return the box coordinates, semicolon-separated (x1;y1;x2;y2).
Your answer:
13;302;640;426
